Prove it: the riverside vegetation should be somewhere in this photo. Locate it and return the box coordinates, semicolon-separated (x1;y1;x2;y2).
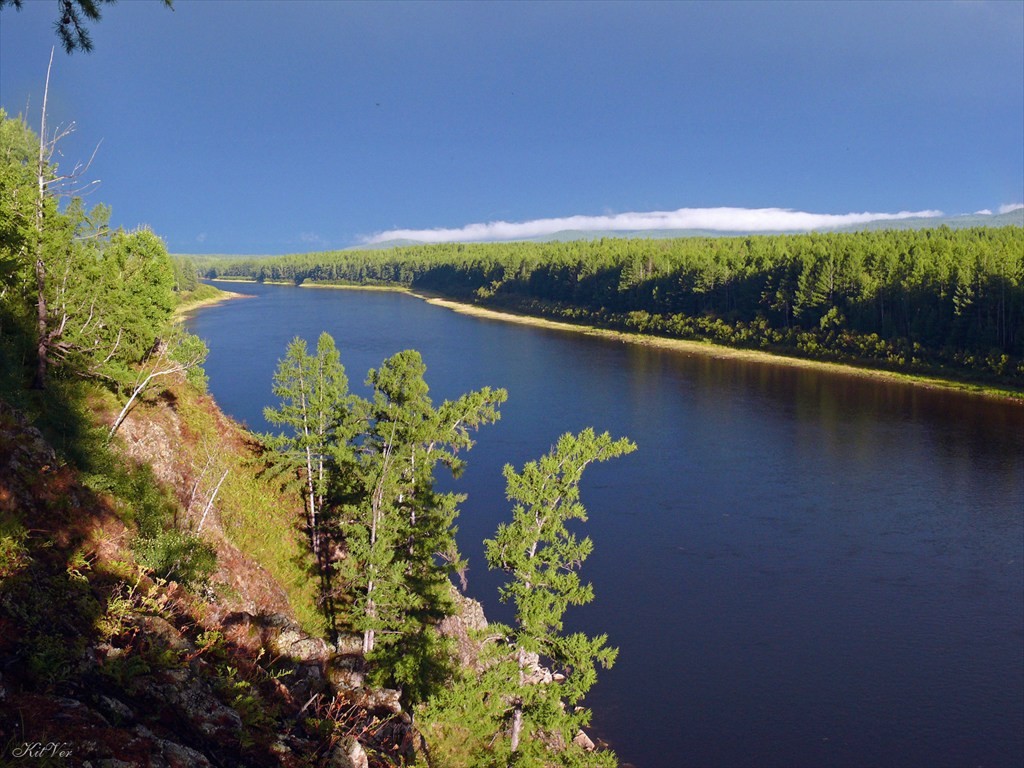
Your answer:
0;109;632;764
199;223;1024;395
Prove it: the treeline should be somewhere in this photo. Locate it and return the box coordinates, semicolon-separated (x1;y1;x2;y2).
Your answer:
1;109;206;393
204;227;1024;384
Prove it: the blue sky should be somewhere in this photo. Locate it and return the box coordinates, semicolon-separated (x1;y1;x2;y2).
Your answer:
1;0;1021;253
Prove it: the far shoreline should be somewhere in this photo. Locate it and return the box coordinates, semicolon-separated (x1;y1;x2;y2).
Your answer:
411;292;1024;403
174;286;252;320
204;279;1023;403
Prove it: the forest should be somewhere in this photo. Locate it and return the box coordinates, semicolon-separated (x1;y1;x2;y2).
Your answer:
201;226;1024;388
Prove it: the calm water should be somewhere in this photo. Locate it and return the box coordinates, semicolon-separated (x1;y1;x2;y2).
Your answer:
186;282;1024;768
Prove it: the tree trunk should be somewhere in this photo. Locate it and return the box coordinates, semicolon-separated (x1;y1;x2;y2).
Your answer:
510;645;526;754
31;49;55;390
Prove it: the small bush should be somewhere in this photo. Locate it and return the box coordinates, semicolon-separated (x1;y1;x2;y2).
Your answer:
134;530;217;589
0;519;30;580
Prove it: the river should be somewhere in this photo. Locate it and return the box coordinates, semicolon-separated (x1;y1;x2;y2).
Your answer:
185;281;1024;768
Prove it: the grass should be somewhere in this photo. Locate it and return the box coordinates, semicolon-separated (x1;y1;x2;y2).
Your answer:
171;387;325;635
173;283;250;319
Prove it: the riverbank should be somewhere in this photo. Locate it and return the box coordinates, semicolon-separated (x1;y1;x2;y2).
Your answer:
203;279;1022;402
409;290;1024;403
173;284;251;319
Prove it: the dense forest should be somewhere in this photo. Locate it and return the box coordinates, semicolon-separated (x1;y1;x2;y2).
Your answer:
202;226;1024;388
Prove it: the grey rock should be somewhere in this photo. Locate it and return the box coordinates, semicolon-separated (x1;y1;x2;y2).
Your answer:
356;686;402;714
159;739;214;768
334;632;364;656
328;737;368;768
97;694;135;724
573;730;596;751
136;615;194;654
269;627;330;663
326;666;365;693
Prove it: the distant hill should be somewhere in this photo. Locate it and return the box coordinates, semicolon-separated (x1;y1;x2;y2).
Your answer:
174;209;1023;259
838;209;1023;232
507;209;1024;243
352;209;1024;249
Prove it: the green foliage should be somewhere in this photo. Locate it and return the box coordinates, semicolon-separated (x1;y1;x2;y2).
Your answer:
263;331;358;630
337;348;505;699
480;429;634;764
0;110;183;393
171;254;201;293
134;529;217;589
417;662;520;768
203;226;1024;386
0;0;174;54
422;430;633;765
167;327;209;391
263;334;507;700
0;108;36;293
0;516;30;580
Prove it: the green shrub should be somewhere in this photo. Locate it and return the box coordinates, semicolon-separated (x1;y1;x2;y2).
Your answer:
0;518;30;581
134;530;217;589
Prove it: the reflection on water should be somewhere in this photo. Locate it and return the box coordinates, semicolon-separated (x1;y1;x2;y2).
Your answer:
188;283;1023;768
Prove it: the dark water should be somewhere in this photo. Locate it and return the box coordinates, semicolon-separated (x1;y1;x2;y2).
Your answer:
186;282;1024;768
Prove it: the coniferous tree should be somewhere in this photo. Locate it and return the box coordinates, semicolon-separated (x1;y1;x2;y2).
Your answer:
463;428;637;766
264;333;359;567
338;349;506;700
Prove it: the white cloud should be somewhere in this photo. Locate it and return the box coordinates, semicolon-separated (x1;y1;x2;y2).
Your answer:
974;209;993;216
365;206;944;245
997;203;1024;215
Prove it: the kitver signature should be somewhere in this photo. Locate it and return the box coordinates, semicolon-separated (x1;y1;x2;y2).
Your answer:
11;742;74;759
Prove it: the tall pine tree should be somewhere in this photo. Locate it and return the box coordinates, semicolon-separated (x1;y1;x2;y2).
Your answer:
484;428;636;765
338;349;506;700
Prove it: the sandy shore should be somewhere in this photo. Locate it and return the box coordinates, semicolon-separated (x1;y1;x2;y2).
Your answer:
408;291;1023;403
188;279;1021;402
173;288;251;319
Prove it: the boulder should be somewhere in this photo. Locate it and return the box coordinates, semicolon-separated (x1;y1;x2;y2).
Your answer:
326;666;366;694
328;737;369;768
573;730;596;751
437;591;490;669
356;686;402;715
334;632;364;656
271;626;330;663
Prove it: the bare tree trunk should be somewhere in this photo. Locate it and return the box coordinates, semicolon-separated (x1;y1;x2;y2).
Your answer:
363;421;397;656
197;469;229;533
109;369;160;436
31;49;55;390
108;354;204;438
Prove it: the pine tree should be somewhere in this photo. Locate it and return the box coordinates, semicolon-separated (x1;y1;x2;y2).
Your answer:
479;428;636;766
264;332;358;570
338;349;506;700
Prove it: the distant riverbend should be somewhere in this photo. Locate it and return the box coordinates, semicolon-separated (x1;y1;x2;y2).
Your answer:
189;280;1024;768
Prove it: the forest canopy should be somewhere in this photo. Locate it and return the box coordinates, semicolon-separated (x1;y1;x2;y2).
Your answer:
199;226;1024;386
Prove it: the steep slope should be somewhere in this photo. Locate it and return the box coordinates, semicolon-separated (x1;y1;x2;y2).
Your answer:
0;380;416;766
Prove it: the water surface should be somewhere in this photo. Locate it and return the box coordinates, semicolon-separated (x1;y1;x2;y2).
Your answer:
186;282;1024;768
